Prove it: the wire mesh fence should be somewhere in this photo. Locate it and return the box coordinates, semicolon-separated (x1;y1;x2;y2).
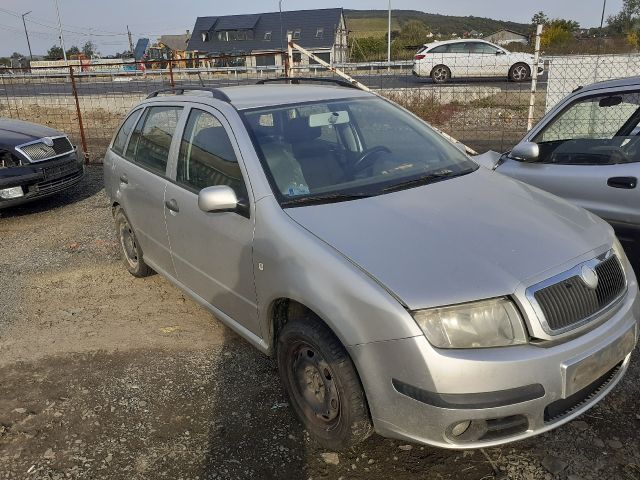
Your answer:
1;51;639;163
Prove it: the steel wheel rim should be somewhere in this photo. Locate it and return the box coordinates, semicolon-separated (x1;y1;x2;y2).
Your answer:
119;222;139;268
513;65;527;80
434;67;448;81
289;341;341;430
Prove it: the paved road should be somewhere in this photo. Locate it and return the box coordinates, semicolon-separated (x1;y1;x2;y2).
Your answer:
0;72;548;97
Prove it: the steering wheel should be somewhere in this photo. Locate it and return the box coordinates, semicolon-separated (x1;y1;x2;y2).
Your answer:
351;146;392;173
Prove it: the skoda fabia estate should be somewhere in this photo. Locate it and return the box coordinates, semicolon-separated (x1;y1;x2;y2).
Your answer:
104;81;638;449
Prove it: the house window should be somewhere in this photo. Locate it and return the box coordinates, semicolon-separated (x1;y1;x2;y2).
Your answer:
264;31;272;41
201;31;210;42
316;28;324;38
292;29;301;40
237;31;245;41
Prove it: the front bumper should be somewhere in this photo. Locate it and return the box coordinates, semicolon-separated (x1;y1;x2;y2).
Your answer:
349;286;639;449
0;152;84;209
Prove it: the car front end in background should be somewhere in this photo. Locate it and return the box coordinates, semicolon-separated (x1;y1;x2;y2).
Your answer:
0;119;84;209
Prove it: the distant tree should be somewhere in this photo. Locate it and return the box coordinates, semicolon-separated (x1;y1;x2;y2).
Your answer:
66;45;81;57
45;45;64;60
396;20;430;46
531;11;549;26
10;52;24;59
541;21;575;48
82;41;97;57
349;36;387;62
607;0;640;33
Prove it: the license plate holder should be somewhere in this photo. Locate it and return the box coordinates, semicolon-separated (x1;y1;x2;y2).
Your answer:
561;326;636;398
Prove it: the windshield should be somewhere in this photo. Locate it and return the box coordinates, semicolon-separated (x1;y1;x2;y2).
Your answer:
242;96;477;206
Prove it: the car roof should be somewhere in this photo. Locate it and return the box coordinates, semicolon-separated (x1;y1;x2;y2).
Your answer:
423;38;490;47
577;76;640;94
146;84;373;110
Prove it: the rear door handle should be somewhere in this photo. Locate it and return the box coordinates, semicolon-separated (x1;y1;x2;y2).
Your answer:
165;198;179;213
607;176;637;189
119;174;128;184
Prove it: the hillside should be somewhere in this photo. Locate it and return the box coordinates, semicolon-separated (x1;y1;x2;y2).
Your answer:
345;9;530;37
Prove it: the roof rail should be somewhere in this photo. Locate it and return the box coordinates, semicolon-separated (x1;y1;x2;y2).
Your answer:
256;77;360;89
146;86;232;103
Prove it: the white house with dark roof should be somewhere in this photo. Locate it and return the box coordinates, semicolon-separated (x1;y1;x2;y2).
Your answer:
187;8;348;68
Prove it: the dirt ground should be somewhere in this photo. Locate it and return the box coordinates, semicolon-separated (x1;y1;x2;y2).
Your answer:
0;167;639;480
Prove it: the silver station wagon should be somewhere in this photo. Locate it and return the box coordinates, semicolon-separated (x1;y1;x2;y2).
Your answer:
104;80;639;449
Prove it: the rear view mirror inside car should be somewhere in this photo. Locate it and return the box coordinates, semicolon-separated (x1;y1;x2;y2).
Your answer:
599;96;623;108
308;110;350;127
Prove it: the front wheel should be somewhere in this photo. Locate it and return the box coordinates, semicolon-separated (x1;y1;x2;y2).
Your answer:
277;317;373;449
509;63;530;82
431;65;451;84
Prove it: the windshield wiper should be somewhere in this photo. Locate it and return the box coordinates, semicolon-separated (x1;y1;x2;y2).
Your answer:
281;192;373;207
381;169;474;193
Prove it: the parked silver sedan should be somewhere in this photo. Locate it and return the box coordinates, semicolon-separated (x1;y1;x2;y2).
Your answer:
478;77;640;240
104;81;638;450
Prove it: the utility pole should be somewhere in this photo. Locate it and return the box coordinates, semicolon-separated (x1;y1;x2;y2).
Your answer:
387;0;391;66
599;0;607;29
279;0;284;53
127;25;135;56
53;0;68;62
21;11;33;60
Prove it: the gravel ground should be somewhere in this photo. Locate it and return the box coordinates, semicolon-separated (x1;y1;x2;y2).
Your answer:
0;167;639;480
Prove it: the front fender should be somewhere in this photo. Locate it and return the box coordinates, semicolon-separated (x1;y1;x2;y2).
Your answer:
253;196;423;351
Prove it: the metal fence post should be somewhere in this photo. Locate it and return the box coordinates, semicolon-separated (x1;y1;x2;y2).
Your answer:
527;24;543;131
168;59;175;87
69;65;89;164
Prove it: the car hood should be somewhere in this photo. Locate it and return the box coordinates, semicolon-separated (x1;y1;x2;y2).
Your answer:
285;168;612;310
0;118;62;147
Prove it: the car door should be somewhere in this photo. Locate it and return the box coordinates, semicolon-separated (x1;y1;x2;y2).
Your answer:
475;42;507;76
116;104;184;276
447;42;473;77
164;106;259;334
497;89;640;226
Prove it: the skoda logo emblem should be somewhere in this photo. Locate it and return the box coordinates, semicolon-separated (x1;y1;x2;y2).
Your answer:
42;137;54;147
580;265;599;289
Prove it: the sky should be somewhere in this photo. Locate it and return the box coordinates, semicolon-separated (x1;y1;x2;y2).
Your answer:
0;0;624;57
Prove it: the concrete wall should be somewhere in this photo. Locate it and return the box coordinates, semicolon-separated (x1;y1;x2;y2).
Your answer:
546;54;640;112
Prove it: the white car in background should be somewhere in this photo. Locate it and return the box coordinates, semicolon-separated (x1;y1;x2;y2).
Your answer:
412;39;542;83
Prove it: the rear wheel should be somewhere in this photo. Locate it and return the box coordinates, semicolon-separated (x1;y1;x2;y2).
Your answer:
115;207;152;277
277;317;373;449
431;65;451;84
509;63;530;82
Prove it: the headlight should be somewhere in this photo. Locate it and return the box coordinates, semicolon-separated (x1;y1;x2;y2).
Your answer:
412;298;528;349
612;236;630;273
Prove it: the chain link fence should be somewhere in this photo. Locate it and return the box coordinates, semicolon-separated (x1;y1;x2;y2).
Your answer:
1;52;639;163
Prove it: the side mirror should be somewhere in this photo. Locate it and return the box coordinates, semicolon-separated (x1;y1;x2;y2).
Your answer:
510;142;539;162
495;51;505;55
198;185;238;213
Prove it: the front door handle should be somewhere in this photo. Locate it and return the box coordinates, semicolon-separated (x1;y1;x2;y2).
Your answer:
165;198;180;213
119;174;128;184
607;176;637;189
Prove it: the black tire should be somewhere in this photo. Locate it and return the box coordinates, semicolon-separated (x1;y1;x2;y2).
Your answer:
431;64;451;84
277;317;373;449
509;63;530;82
114;207;152;278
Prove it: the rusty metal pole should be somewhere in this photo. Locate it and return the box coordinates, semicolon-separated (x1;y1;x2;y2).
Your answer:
168;58;175;87
69;65;89;164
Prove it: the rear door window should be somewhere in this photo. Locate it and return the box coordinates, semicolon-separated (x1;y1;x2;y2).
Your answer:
126;106;183;175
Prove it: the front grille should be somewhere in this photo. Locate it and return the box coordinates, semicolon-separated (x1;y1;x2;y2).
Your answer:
534;255;625;332
19;137;73;162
